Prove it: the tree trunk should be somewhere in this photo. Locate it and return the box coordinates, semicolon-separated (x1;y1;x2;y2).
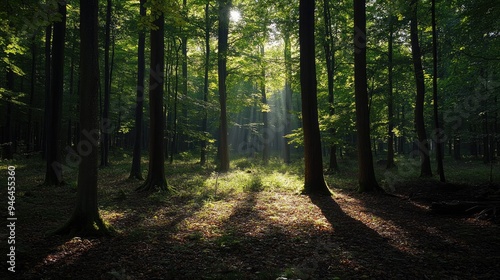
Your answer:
483;112;490;163
217;0;231;172
2;71;14;160
386;16;396;169
453;137;461;160
431;0;445;182
100;0;112;167
299;0;330;196
260;45;270;164
44;1;66;186
27;36;37;152
136;9;168;192
42;25;52;160
354;0;381;192
180;0;188;152
200;1;210;166
129;0;146;180
410;0;432;177
283;31;292;165
170;42;180;164
54;0;110;237
323;0;339;172
67;36;77;147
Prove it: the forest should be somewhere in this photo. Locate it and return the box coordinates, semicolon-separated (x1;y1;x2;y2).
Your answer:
0;0;499;279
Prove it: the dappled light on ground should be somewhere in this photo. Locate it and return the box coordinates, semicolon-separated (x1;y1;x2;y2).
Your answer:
6;157;500;279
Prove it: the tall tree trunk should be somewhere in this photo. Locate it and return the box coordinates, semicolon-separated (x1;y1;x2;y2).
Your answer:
354;0;381;192
129;0;146;180
322;0;339;172
54;0;109;237
170;42;180;164
453;136;461;160
431;0;445;182
260;45;270;164
136;9;168;192
410;0;432;177
299;0;330;195
100;0;112;167
283;31;292;165
180;0;188;152
27;35;37;152
200;1;210;166
3;71;14;160
386;16;396;169
44;1;66;186
217;0;231;172
67;36;77;147
483;112;490;163
42;25;52;160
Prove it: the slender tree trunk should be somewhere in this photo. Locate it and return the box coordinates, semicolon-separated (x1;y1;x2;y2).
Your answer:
200;1;210;166
3;71;14;160
283;31;292;164
170;42;180;164
100;0;112;167
453;136;461;160
299;0;330;195
410;0;432;177
323;0;339;172
165;40;173;159
217;0;231;172
354;0;381;192
27;36;37;152
67;36;77;147
42;25;52;160
180;0;188;152
54;0;110;237
136;9;168;192
483;112;490;163
129;0;146;180
386;16;396;169
260;45;270;164
44;1;66;186
431;0;445;182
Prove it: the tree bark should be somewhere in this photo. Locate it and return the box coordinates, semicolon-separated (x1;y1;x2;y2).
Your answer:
323;0;339;172
354;0;381;192
386;16;396;169
54;0;110;237
136;8;168;192
260;45;270;164
27;35;37;152
410;0;432;177
299;0;330;195
180;0;188;152
431;0;445;182
170;41;180;164
44;1;66;186
42;24;52;160
217;0;231;172
129;0;146;180
100;0;112;167
200;1;210;166
2;71;14;160
283;31;292;165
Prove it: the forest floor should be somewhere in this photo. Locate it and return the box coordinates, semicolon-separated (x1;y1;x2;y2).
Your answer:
2;154;500;279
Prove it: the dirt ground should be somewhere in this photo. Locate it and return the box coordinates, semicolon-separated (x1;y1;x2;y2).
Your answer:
6;176;500;280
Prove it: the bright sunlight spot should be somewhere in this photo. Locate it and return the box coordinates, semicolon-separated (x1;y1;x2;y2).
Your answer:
230;9;241;22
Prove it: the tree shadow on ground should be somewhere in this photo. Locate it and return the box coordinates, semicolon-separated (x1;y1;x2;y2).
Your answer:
308;195;423;279
340;188;500;279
